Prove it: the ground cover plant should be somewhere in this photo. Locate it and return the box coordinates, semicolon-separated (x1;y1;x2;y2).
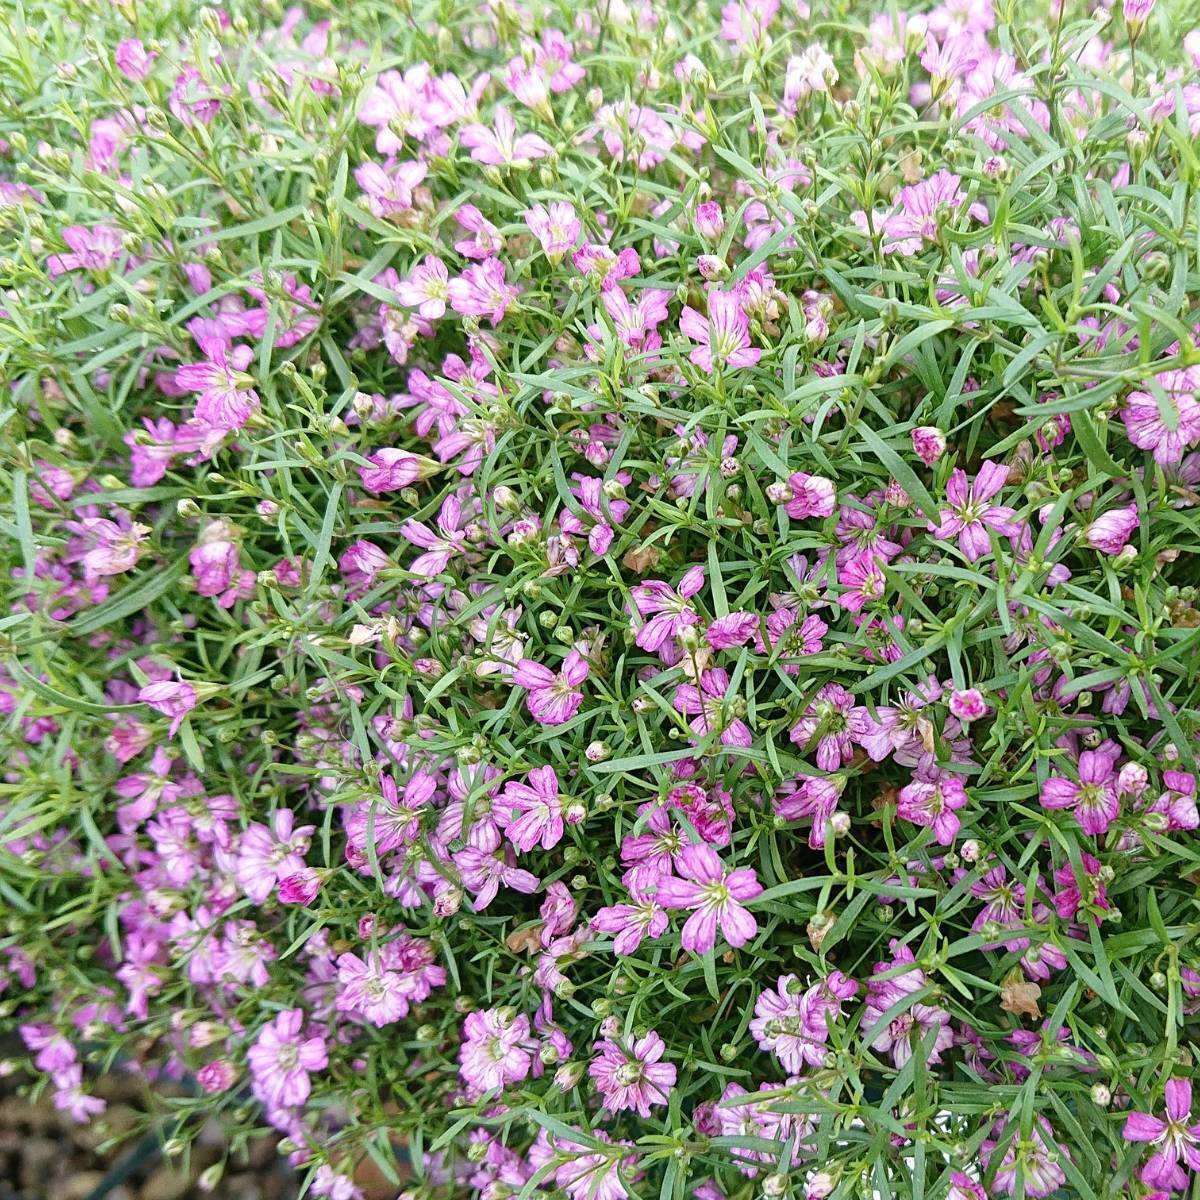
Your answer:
1;0;1200;1196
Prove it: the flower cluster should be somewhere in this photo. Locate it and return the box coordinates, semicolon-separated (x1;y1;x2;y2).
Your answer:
2;0;1200;1197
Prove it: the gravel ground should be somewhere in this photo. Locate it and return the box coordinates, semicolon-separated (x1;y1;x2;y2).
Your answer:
0;1068;297;1200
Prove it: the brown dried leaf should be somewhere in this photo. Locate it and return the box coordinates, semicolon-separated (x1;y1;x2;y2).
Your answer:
622;544;661;573
1000;978;1042;1019
506;925;543;954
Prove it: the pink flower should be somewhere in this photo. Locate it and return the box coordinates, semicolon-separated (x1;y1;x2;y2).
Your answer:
948;687;988;721
930;461;1019;561
460;107;553;166
524;202;582;260
447;258;520;325
862;942;953;1067
394;255;449;319
534;29;585;92
693;202;724;241
789;683;873;770
335;951;411;1026
47;224;125;276
247;1009;327;1109
278;869;321;905
897;768;968;845
656;844;761;953
679;290;761;372
459;1008;535;1093
672;668;753;747
592;885;669;955
68;516;151;582
512;650;589;725
455;845;540;909
235;809;315;903
1122;368;1200;465
175;340;259;431
874;170;988;255
783;472;837;519
115;39;156;80
1039;748;1120;835
1124;1079;1200;1191
354;159;428;218
600;287;672;353
498;765;566;852
589;1030;676;1116
399;494;467;576
705;612;758;650
358;448;433;495
757;608;827;672
1123;0;1157;25
750;971;858;1072
138;680;197;737
197;1060;236;1094
911;426;947;466
630;566;705;652
1085;503;1139;554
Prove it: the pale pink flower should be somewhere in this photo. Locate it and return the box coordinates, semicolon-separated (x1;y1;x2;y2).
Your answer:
396;255;449;318
1125;1078;1200;1191
592;885;669;955
524;202;582;261
783;472;837;519
459;1007;535;1092
175;340;259;430
138;680;197;737
1085;503;1139;554
115;39;156;80
948;687;988;721
460;107;553;166
589;1030;676;1117
447;258;520;324
358;448;433;495
247;1009;327;1109
354;159;428;218
679;290;761;371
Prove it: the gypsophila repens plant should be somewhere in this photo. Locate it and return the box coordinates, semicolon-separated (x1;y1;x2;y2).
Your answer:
2;0;1200;1196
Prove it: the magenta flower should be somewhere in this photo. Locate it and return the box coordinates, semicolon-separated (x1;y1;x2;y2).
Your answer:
750;971;858;1073
589;1030;676;1117
115;38;156;80
235;809;315;903
447;257;520;325
630;566;705;652
498;765;566;852
774;774;842;848
592;884;669;955
512;650;589;725
1125;1079;1200;1190
138;680;197;737
1122;368;1200;466
948;688;988;721
1085;502;1139;554
460;107;553;166
399;494;467;577
345;770;436;855
757;607;827;672
656;844;761;953
47;224;125;276
175;340;259;431
930;461;1019;561
458;1007;535;1093
679;290;761;371
897;769;968;845
672;668;753;747
782;471;837;519
911;426;947;466
1039;748;1120;835
862;942;952;1067
789;682;873;770
247;1009;327;1109
358;448;433;495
